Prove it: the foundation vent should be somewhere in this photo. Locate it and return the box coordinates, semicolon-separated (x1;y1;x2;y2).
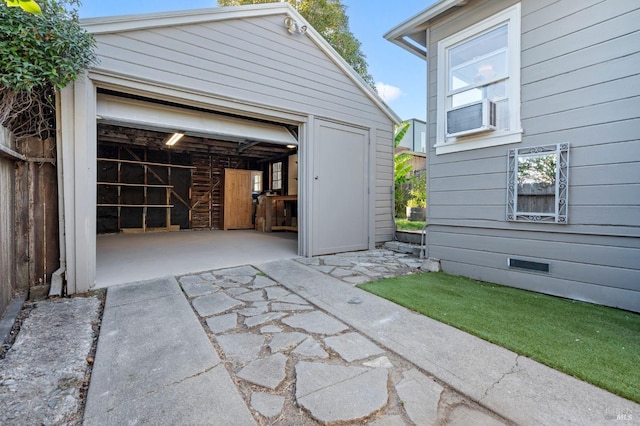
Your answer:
508;258;550;273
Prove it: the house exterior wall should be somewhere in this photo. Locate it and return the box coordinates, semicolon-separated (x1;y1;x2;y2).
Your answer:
87;12;395;245
424;0;640;311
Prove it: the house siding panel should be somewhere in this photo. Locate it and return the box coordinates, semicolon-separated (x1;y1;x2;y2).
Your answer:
424;0;640;311
88;12;394;246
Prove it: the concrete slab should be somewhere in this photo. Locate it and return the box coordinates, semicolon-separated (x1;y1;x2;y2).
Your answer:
85;365;255;426
480;355;639;425
235;290;266;302
394;368;443;426
277;294;308;305
363;356;394;369
215;265;260;277
295;362;388;423
226;287;250;296
96;230;296;288
260;325;282;334
237;353;287;390
244;312;287;328
180;281;218;299
293;337;329;359
0;297;99;425
271;302;313;312
252;275;277;289
206;313;238;334
251;392;285;418
216;333;265;365
265;286;291;300
268;332;307;353
324;332;385;362
192;293;244;317
237;306;269;317
84;277;230;423
448;405;508;426
282;311;349;335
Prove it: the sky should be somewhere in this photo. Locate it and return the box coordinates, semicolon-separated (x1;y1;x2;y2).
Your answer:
77;0;436;121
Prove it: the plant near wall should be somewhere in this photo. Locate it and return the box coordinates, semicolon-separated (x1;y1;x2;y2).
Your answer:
394;121;413;218
407;171;426;208
4;0;41;14
0;0;96;140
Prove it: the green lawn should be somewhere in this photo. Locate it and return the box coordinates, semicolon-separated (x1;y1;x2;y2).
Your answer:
395;219;426;231
358;272;640;403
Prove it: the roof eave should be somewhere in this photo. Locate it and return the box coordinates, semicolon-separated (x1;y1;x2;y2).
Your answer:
384;0;468;59
80;3;292;34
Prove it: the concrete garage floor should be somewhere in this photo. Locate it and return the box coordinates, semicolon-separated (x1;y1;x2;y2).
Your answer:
95;230;298;288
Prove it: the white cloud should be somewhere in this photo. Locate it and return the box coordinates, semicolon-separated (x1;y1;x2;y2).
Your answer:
375;82;403;102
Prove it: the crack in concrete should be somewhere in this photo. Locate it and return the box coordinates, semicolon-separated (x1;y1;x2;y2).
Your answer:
117;364;220;408
480;355;521;401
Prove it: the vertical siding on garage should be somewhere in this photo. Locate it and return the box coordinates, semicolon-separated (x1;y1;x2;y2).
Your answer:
425;0;640;311
88;11;394;244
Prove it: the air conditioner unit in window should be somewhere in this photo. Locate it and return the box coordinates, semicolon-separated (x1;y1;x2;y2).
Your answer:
446;99;497;137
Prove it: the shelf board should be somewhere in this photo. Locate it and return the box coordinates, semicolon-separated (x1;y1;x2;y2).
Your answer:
97;182;173;188
97;157;196;169
97;204;174;208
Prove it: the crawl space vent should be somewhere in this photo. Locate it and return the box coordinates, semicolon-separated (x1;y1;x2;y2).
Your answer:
508;258;550;273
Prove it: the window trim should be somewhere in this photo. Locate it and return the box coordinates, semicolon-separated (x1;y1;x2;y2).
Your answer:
435;3;522;155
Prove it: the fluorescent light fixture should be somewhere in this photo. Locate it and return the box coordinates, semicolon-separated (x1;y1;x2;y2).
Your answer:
165;132;184;146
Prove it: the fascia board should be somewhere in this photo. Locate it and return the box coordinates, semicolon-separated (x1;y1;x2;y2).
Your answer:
80;3;292;35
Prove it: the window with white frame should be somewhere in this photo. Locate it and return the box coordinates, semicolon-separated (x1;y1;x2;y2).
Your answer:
271;161;282;190
436;3;522;154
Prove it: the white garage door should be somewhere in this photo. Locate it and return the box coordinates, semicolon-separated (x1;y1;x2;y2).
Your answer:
312;120;369;255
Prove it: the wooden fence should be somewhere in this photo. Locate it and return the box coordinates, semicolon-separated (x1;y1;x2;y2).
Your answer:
0;126;59;316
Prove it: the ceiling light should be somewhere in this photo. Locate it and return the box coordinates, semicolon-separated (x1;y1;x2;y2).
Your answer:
165;132;185;146
286;145;297;149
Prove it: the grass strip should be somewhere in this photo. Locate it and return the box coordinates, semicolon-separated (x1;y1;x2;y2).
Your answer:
395;219;426;231
358;272;640;403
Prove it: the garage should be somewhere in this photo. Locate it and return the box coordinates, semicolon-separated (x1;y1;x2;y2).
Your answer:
59;3;399;293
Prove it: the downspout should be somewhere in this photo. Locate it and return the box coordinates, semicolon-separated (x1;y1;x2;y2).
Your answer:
49;91;66;297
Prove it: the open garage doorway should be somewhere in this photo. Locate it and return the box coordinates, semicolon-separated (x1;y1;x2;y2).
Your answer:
94;93;300;287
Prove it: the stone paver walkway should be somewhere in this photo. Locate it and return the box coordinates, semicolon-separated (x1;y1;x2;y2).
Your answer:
178;250;508;425
295;249;423;285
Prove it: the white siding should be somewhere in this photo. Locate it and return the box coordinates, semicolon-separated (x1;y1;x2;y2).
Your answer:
423;0;640;312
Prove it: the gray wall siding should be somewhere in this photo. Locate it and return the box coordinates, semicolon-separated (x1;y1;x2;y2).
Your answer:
425;0;640;311
89;13;395;244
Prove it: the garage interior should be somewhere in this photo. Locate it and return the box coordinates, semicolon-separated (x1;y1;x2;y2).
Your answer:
95;93;300;286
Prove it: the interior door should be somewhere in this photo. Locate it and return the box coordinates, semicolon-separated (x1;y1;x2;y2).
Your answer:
312;120;369;255
223;169;253;230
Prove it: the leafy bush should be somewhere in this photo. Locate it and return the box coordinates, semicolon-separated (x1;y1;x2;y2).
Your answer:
0;0;96;139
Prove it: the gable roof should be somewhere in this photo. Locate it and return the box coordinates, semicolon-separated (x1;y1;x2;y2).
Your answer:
384;0;467;58
81;3;401;124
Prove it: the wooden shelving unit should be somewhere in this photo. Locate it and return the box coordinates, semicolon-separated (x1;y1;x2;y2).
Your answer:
97;156;195;233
